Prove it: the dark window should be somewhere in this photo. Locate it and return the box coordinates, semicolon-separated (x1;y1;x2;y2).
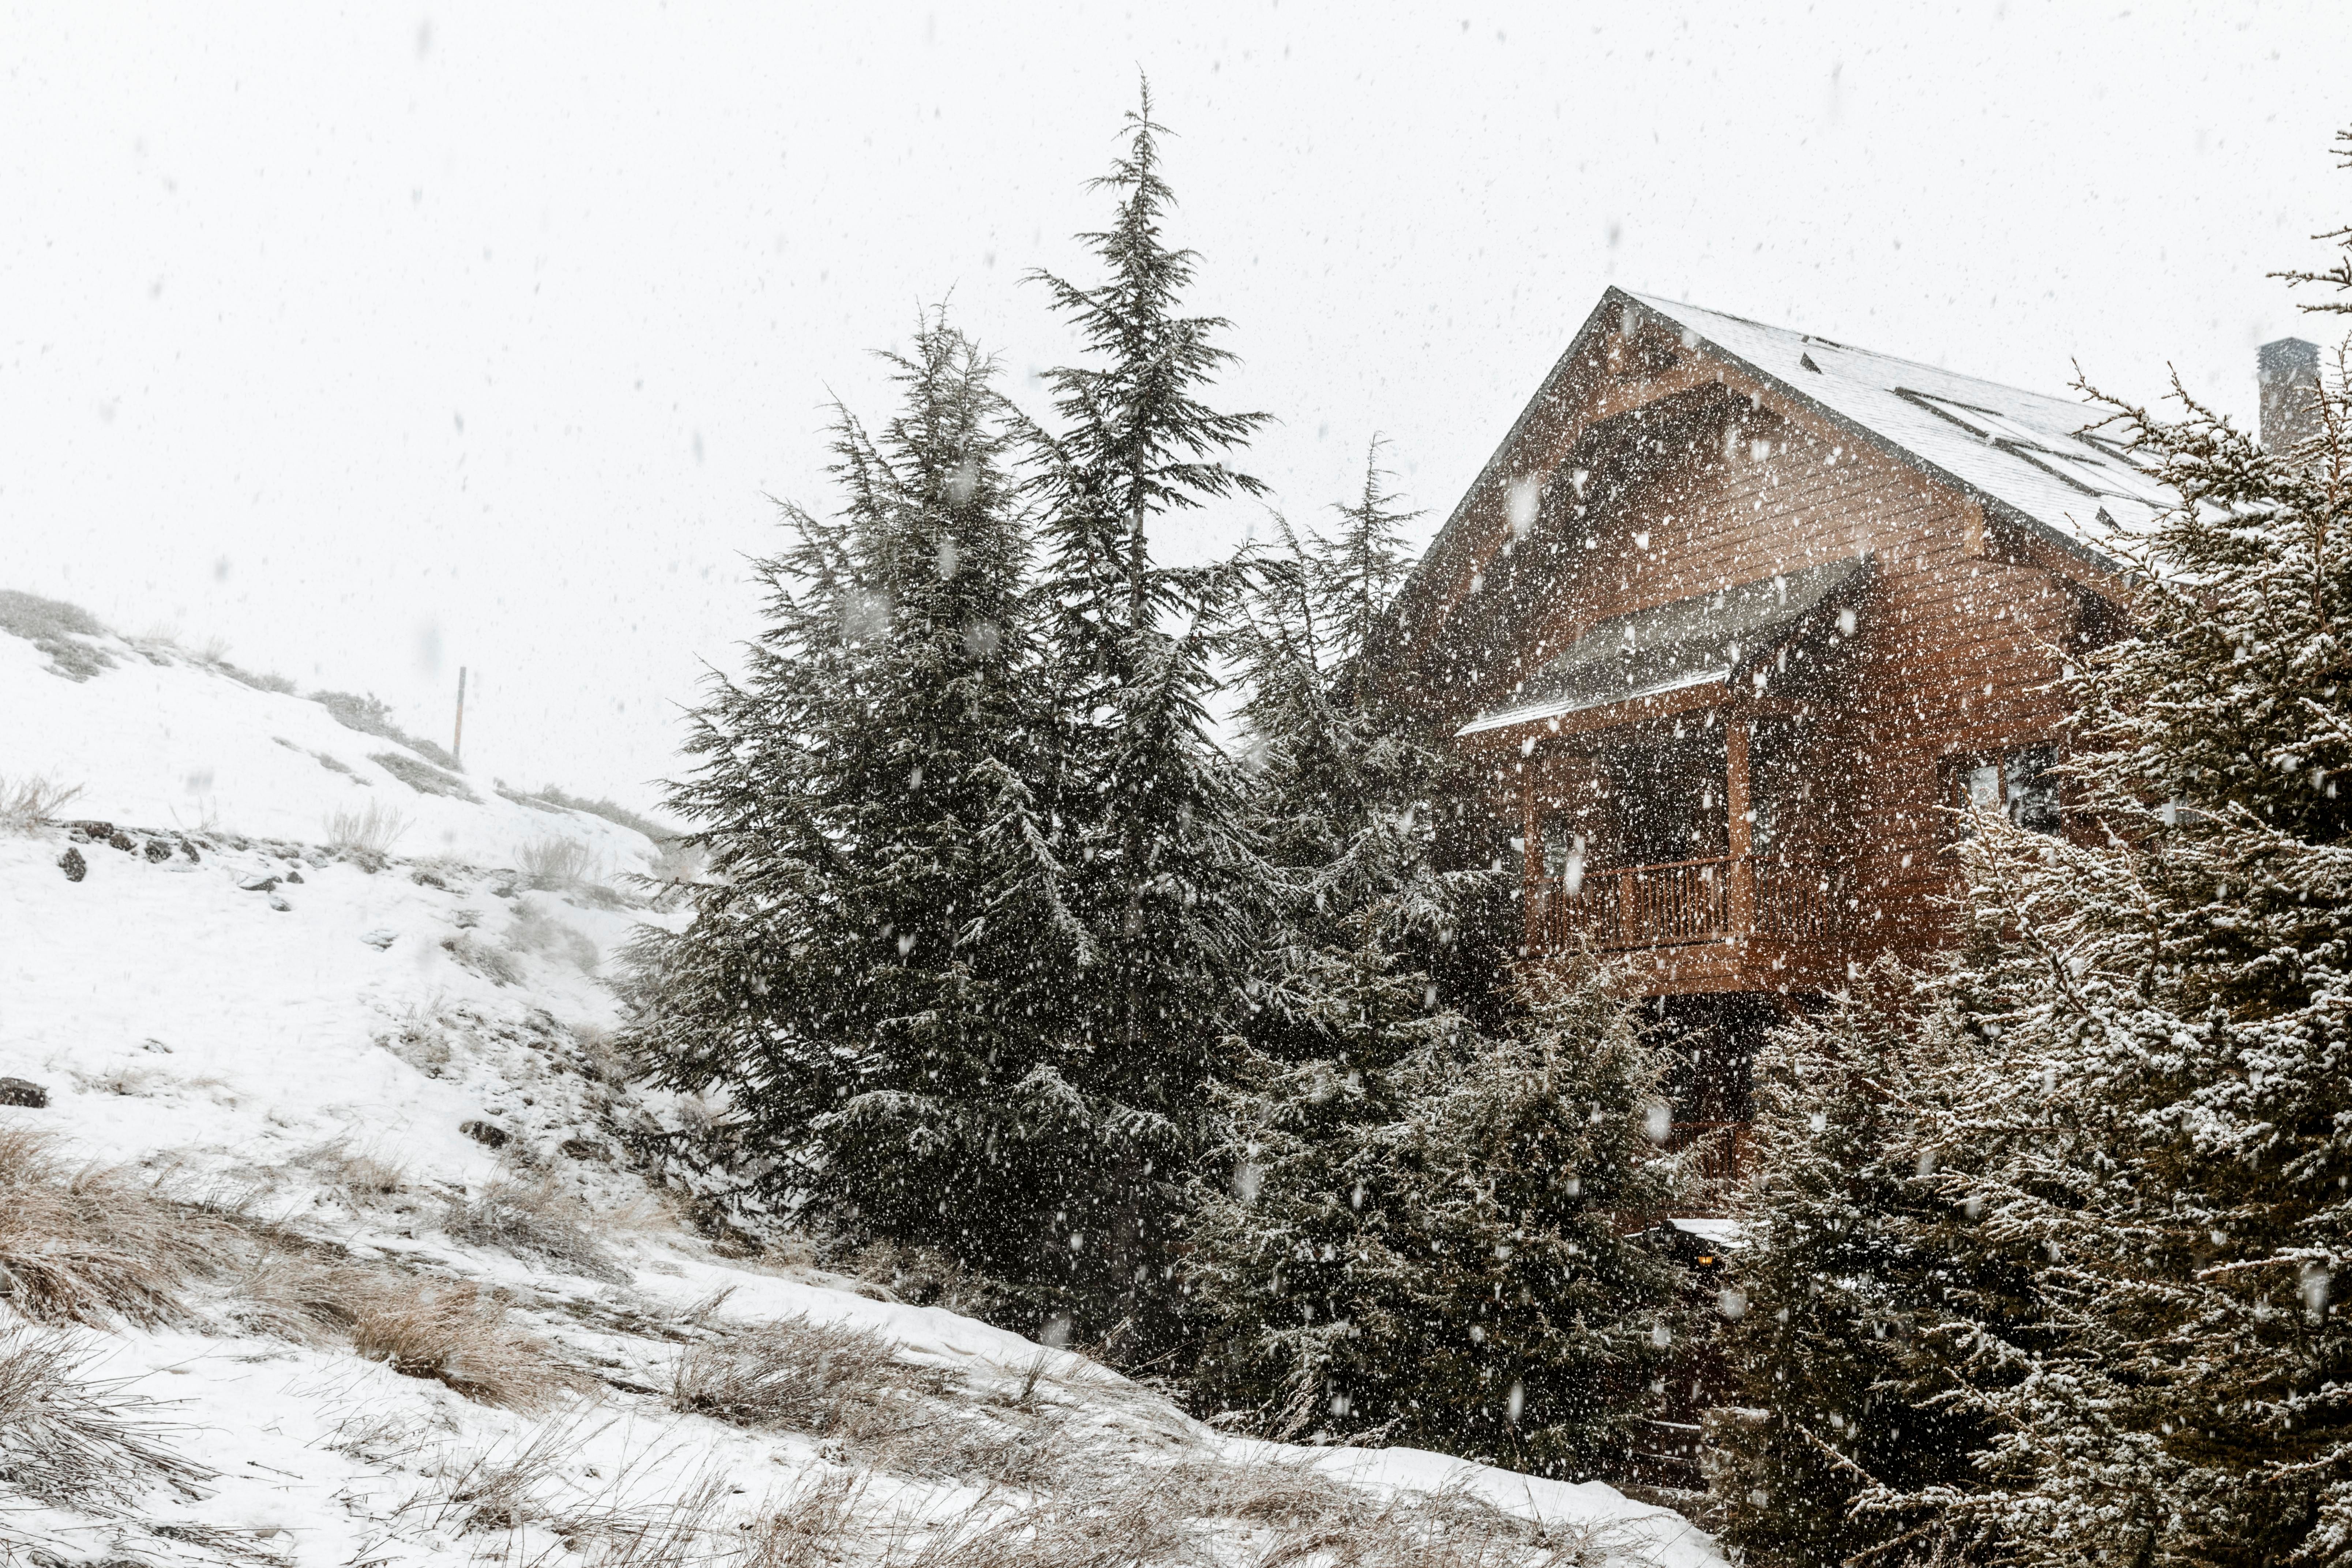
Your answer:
1952;744;2062;835
1604;734;1728;864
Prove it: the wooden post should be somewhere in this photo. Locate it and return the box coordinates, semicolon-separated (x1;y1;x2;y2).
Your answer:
452;666;467;765
1522;777;1544;952
1725;719;1754;936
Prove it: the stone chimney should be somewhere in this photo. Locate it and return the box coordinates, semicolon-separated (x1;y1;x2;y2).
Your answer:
2259;336;2321;454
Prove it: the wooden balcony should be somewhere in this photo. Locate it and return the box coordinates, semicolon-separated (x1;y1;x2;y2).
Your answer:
1528;854;1852;994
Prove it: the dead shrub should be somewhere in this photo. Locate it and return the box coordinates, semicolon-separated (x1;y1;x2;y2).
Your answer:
0;1127;225;1327
325;800;410;862
516;834;600;891
503;899;602;972
0;1325;211;1512
0;773;82;834
347;1276;591;1410
669;1315;910;1436
444;1176;630;1283
442;932;525;985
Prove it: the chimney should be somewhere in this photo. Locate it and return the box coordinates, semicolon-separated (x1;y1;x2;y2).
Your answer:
2258;336;2321;454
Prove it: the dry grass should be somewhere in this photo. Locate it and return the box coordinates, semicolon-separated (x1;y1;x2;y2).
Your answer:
295;1138;411;1206
0;1326;211;1515
1181;1459;1635;1568
444;1176;630;1283
405;1412;602;1536
574;1023;643;1088
566;1470;742;1566
373;749;480;802
669;1315;914;1437
0;772;82;834
516;834;601;891
0;588;115;680
0;1128;227;1327
443;931;526;985
504;900;602;971
348;1275;593;1410
849;1238;1012;1320
891;1473;1203;1568
380;1005;458;1077
326;800;410;862
742;1471;866;1566
213;1250;371;1344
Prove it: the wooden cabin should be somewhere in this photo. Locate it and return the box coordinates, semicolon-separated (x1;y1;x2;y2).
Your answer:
1393;288;2177;1163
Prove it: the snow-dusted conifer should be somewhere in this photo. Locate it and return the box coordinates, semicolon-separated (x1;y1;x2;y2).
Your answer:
1016;83;1275;1342
1191;952;1686;1476
1720;133;2352;1565
1190;444;1680;1473
1707;970;2023;1566
623;315;1082;1309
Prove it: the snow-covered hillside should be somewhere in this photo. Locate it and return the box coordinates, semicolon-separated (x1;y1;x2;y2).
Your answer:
0;598;1722;1567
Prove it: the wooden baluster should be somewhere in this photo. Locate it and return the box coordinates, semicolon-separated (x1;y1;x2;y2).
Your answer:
1522;778;1542;953
1726;720;1755;938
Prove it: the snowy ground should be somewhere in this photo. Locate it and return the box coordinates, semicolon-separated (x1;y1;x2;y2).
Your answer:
0;608;1723;1566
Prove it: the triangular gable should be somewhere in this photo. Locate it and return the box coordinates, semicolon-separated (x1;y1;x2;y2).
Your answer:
1396;287;2157;650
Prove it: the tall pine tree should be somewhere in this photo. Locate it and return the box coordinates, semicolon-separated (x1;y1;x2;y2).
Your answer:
1016;82;1275;1345
1714;127;2352;1566
622;315;1091;1314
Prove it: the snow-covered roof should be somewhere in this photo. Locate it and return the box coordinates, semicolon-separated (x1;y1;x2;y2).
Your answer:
1460;555;1870;736
1626;291;2173;567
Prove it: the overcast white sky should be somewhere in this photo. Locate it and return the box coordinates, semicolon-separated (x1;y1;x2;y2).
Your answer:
5;2;2347;812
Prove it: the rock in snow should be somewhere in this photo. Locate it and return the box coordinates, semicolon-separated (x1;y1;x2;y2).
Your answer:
459;1117;513;1149
0;1075;49;1107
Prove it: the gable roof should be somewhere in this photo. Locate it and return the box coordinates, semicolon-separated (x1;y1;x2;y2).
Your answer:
1404;288;2171;642
1623;291;2172;562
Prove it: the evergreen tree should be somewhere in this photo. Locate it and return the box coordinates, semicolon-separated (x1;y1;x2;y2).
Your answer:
1189;444;1683;1475
1017;82;1275;1343
1190;954;1688;1477
1708;969;2029;1567
622;315;1089;1309
1715;129;2352;1566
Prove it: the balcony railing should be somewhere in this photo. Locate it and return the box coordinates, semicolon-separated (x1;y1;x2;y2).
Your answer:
1533;855;1846;953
